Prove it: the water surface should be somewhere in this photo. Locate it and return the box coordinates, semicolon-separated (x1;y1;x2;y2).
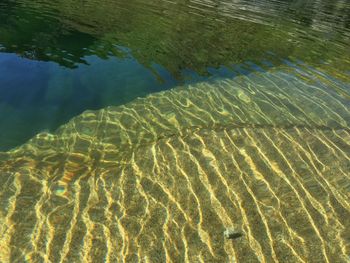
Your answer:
0;0;350;262
0;0;349;150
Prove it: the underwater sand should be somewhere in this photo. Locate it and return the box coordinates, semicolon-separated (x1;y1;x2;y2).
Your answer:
0;65;349;262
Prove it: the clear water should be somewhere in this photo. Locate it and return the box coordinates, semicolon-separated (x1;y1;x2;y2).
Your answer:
1;0;349;150
0;0;349;262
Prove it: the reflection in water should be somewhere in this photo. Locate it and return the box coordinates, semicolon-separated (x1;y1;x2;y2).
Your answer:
0;66;349;262
0;0;349;72
0;0;350;262
0;0;350;149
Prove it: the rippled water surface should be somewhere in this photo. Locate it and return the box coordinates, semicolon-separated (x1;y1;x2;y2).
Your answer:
0;0;349;150
0;0;350;262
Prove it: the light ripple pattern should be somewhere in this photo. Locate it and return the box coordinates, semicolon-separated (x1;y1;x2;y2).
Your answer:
0;68;349;262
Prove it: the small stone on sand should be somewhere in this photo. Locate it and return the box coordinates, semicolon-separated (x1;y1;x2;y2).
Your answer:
224;227;243;240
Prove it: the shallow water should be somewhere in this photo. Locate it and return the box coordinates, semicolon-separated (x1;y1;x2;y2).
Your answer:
0;0;350;262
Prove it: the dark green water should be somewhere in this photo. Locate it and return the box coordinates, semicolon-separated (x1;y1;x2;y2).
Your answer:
0;0;349;150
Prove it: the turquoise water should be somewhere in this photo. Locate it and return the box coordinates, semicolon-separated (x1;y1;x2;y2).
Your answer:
0;0;349;150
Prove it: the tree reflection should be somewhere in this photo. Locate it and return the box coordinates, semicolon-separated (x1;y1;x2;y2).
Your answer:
0;0;349;77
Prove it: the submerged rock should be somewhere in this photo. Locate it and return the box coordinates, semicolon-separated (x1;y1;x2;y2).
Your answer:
224;228;243;240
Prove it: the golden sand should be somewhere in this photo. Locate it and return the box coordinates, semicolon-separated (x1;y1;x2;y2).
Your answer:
0;69;349;262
